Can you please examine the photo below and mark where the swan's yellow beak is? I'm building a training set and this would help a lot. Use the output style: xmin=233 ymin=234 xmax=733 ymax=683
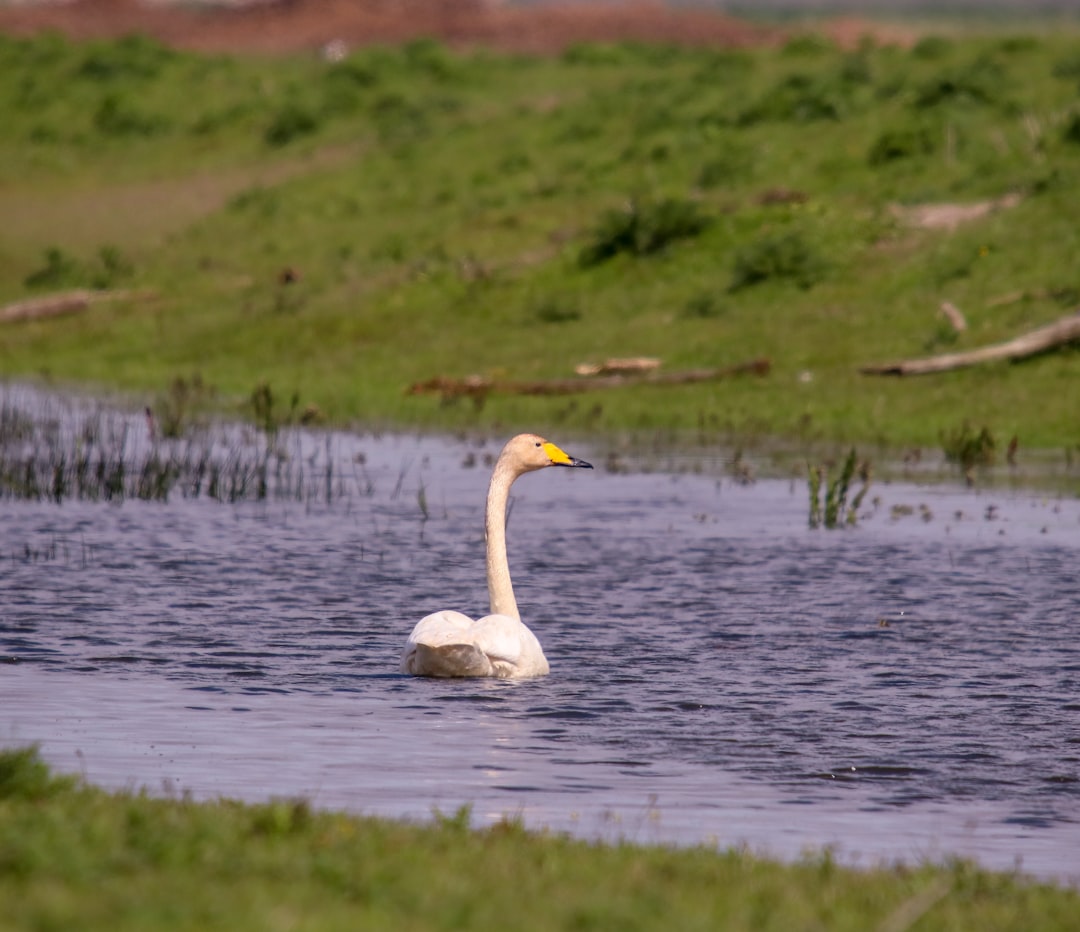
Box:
xmin=543 ymin=441 xmax=593 ymax=469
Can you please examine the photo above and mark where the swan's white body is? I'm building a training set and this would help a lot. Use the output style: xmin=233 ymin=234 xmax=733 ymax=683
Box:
xmin=401 ymin=433 xmax=592 ymax=679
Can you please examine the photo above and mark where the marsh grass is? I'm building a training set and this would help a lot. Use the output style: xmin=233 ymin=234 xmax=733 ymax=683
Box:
xmin=0 ymin=393 xmax=347 ymax=505
xmin=808 ymin=449 xmax=871 ymax=529
xmin=941 ymin=420 xmax=998 ymax=484
xmin=1 ymin=32 xmax=1080 ymax=453
xmin=2 ymin=746 xmax=1078 ymax=932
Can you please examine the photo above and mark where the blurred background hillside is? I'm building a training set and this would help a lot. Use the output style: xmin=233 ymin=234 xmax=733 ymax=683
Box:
xmin=2 ymin=0 xmax=1079 ymax=56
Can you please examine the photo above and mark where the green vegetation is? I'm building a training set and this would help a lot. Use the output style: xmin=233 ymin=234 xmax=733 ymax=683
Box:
xmin=2 ymin=31 xmax=1080 ymax=458
xmin=2 ymin=746 xmax=1078 ymax=931
xmin=808 ymin=448 xmax=871 ymax=528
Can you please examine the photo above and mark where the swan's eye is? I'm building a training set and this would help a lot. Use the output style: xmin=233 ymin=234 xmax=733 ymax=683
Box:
xmin=535 ymin=442 xmax=541 ymax=448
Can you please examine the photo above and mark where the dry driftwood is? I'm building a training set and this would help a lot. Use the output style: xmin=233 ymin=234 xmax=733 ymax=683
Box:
xmin=861 ymin=309 xmax=1080 ymax=376
xmin=939 ymin=300 xmax=967 ymax=333
xmin=574 ymin=356 xmax=661 ymax=377
xmin=0 ymin=288 xmax=154 ymax=325
xmin=408 ymin=358 xmax=771 ymax=402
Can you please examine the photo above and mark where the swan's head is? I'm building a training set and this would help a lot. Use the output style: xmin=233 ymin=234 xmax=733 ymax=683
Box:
xmin=503 ymin=433 xmax=593 ymax=474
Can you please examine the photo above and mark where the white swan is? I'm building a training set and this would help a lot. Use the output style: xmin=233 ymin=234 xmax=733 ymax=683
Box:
xmin=401 ymin=433 xmax=593 ymax=678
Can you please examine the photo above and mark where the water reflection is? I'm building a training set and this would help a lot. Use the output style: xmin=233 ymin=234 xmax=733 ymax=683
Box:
xmin=2 ymin=388 xmax=1079 ymax=881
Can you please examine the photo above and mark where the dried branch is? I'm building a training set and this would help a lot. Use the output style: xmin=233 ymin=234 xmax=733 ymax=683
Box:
xmin=408 ymin=358 xmax=771 ymax=403
xmin=0 ymin=289 xmax=156 ymax=325
xmin=861 ymin=309 xmax=1080 ymax=376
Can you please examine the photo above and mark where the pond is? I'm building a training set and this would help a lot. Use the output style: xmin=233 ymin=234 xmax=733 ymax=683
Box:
xmin=1 ymin=388 xmax=1079 ymax=882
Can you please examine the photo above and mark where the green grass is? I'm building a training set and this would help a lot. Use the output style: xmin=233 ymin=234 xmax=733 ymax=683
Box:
xmin=2 ymin=31 xmax=1080 ymax=458
xmin=2 ymin=746 xmax=1078 ymax=931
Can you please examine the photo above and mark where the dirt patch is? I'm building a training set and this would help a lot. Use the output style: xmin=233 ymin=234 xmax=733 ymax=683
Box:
xmin=0 ymin=0 xmax=916 ymax=54
xmin=890 ymin=192 xmax=1022 ymax=231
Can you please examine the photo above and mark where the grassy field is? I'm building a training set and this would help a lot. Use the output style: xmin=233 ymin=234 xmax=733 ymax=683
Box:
xmin=2 ymin=745 xmax=1078 ymax=931
xmin=1 ymin=30 xmax=1079 ymax=464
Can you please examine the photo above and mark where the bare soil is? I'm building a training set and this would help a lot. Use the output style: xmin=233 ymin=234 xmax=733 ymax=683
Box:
xmin=0 ymin=0 xmax=915 ymax=54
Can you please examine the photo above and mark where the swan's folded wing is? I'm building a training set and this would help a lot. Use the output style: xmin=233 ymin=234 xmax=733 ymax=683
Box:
xmin=405 ymin=610 xmax=475 ymax=647
xmin=472 ymin=614 xmax=549 ymax=677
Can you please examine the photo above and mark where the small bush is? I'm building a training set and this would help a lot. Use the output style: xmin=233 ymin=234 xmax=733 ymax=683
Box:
xmin=92 ymin=246 xmax=134 ymax=289
xmin=562 ymin=43 xmax=628 ymax=66
xmin=1062 ymin=113 xmax=1080 ymax=146
xmin=1051 ymin=52 xmax=1080 ymax=80
xmin=76 ymin=34 xmax=174 ymax=82
xmin=369 ymin=92 xmax=431 ymax=144
xmin=93 ymin=92 xmax=169 ymax=137
xmin=264 ymin=102 xmax=320 ymax=147
xmin=23 ymin=247 xmax=82 ymax=289
xmin=681 ymin=292 xmax=728 ymax=319
xmin=0 ymin=746 xmax=77 ymax=801
xmin=868 ymin=124 xmax=935 ymax=165
xmin=912 ymin=58 xmax=1006 ymax=109
xmin=911 ymin=36 xmax=954 ymax=61
xmin=23 ymin=245 xmax=134 ymax=290
xmin=579 ymin=198 xmax=711 ymax=267
xmin=402 ymin=38 xmax=462 ymax=81
xmin=729 ymin=230 xmax=826 ymax=292
xmin=696 ymin=141 xmax=754 ymax=188
xmin=739 ymin=72 xmax=847 ymax=125
xmin=781 ymin=34 xmax=835 ymax=57
xmin=530 ymin=295 xmax=581 ymax=324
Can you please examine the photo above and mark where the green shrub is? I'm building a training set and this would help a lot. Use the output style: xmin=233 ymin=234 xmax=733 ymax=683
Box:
xmin=739 ymin=72 xmax=848 ymax=125
xmin=729 ymin=230 xmax=826 ymax=291
xmin=530 ymin=295 xmax=581 ymax=324
xmin=1062 ymin=112 xmax=1080 ymax=146
xmin=402 ymin=37 xmax=461 ymax=80
xmin=1051 ymin=51 xmax=1080 ymax=80
xmin=76 ymin=34 xmax=174 ymax=82
xmin=23 ymin=245 xmax=134 ymax=290
xmin=579 ymin=198 xmax=711 ymax=267
xmin=696 ymin=140 xmax=754 ymax=188
xmin=23 ymin=247 xmax=82 ymax=289
xmin=781 ymin=34 xmax=835 ymax=57
xmin=0 ymin=746 xmax=77 ymax=801
xmin=91 ymin=245 xmax=134 ymax=288
xmin=93 ymin=92 xmax=169 ymax=137
xmin=681 ymin=292 xmax=728 ymax=319
xmin=912 ymin=57 xmax=1007 ymax=109
xmin=868 ymin=123 xmax=935 ymax=165
xmin=911 ymin=36 xmax=954 ymax=61
xmin=561 ymin=43 xmax=628 ymax=66
xmin=264 ymin=102 xmax=320 ymax=147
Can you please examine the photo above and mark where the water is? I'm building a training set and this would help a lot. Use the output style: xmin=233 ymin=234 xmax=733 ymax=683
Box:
xmin=2 ymin=399 xmax=1079 ymax=882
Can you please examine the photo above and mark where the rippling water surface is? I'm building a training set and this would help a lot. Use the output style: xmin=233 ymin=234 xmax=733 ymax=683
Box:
xmin=2 ymin=401 xmax=1079 ymax=881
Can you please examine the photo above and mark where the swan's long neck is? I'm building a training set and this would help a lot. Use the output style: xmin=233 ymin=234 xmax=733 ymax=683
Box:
xmin=485 ymin=458 xmax=520 ymax=621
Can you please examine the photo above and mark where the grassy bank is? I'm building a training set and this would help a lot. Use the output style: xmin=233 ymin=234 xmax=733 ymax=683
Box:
xmin=1 ymin=31 xmax=1079 ymax=460
xmin=2 ymin=746 xmax=1077 ymax=931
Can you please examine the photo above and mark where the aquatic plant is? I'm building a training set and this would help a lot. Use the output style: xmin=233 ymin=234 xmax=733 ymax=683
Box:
xmin=0 ymin=395 xmax=348 ymax=506
xmin=941 ymin=421 xmax=997 ymax=484
xmin=153 ymin=375 xmax=212 ymax=440
xmin=808 ymin=449 xmax=870 ymax=529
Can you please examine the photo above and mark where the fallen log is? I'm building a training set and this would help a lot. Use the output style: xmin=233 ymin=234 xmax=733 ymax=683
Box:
xmin=408 ymin=358 xmax=770 ymax=403
xmin=0 ymin=288 xmax=155 ymax=325
xmin=860 ymin=310 xmax=1080 ymax=376
xmin=574 ymin=356 xmax=661 ymax=377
